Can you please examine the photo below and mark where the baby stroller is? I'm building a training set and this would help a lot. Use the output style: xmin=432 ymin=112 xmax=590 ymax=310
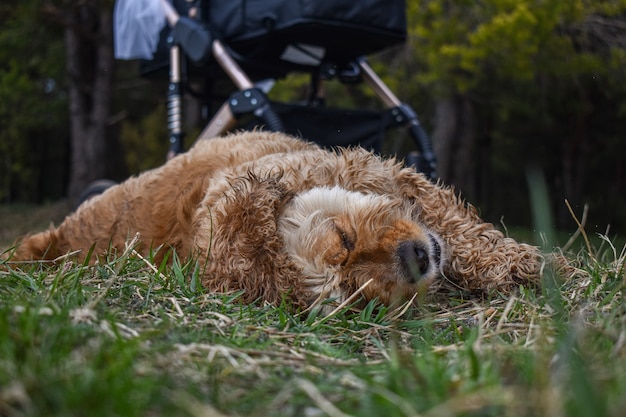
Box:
xmin=113 ymin=0 xmax=437 ymax=181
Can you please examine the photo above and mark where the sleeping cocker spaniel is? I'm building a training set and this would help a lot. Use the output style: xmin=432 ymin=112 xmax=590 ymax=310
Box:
xmin=6 ymin=131 xmax=564 ymax=310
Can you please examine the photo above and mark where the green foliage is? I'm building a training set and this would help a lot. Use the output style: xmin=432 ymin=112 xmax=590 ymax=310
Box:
xmin=395 ymin=0 xmax=626 ymax=231
xmin=406 ymin=0 xmax=613 ymax=92
xmin=119 ymin=102 xmax=170 ymax=174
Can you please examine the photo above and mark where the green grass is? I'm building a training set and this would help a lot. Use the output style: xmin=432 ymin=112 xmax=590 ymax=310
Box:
xmin=1 ymin=234 xmax=625 ymax=417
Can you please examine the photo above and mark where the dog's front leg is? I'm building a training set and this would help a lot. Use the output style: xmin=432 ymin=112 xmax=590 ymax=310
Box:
xmin=192 ymin=173 xmax=310 ymax=309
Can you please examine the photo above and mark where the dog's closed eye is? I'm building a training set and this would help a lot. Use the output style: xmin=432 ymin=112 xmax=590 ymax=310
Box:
xmin=319 ymin=220 xmax=357 ymax=266
xmin=333 ymin=219 xmax=356 ymax=252
xmin=338 ymin=228 xmax=355 ymax=252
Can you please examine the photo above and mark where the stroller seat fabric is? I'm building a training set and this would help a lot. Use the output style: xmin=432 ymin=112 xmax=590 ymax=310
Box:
xmin=210 ymin=0 xmax=407 ymax=72
xmin=138 ymin=0 xmax=406 ymax=77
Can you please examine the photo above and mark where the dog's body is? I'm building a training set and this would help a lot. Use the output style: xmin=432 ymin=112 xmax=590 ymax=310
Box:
xmin=8 ymin=131 xmax=549 ymax=310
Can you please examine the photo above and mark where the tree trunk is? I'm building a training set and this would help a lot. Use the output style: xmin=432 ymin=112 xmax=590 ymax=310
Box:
xmin=65 ymin=1 xmax=114 ymax=202
xmin=432 ymin=94 xmax=477 ymax=201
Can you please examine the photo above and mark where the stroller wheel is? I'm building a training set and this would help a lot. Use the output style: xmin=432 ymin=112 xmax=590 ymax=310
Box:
xmin=75 ymin=179 xmax=117 ymax=210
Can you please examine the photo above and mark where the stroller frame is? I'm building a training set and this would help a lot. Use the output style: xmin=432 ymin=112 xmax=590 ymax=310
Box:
xmin=160 ymin=0 xmax=437 ymax=180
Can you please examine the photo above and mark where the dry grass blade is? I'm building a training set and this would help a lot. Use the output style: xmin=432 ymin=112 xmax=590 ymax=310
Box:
xmin=562 ymin=199 xmax=590 ymax=254
xmin=496 ymin=296 xmax=517 ymax=332
xmin=385 ymin=293 xmax=419 ymax=322
xmin=170 ymin=390 xmax=234 ymax=417
xmin=131 ymin=246 xmax=169 ymax=282
xmin=174 ymin=341 xmax=374 ymax=370
xmin=4 ymin=249 xmax=83 ymax=266
xmin=424 ymin=388 xmax=515 ymax=417
xmin=303 ymin=278 xmax=374 ymax=321
xmin=295 ymin=378 xmax=354 ymax=417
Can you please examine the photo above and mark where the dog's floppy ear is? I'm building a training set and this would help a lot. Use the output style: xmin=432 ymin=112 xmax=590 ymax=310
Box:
xmin=213 ymin=171 xmax=295 ymax=255
xmin=199 ymin=172 xmax=307 ymax=308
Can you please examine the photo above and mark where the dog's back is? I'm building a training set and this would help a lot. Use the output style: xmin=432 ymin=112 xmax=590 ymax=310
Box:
xmin=8 ymin=132 xmax=315 ymax=263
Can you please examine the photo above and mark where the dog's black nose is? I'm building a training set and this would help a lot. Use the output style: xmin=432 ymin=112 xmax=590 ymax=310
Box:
xmin=397 ymin=240 xmax=430 ymax=282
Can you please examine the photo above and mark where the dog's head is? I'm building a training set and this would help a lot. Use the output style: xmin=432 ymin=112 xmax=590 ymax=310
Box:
xmin=278 ymin=186 xmax=446 ymax=309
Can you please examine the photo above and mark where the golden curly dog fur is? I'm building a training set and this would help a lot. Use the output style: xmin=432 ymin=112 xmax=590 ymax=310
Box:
xmin=7 ymin=131 xmax=557 ymax=310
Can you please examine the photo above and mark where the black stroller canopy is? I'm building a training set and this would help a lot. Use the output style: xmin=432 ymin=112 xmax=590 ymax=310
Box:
xmin=209 ymin=0 xmax=407 ymax=74
xmin=116 ymin=0 xmax=406 ymax=77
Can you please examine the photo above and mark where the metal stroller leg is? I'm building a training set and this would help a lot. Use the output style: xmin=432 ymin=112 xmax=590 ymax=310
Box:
xmin=212 ymin=40 xmax=253 ymax=90
xmin=166 ymin=45 xmax=184 ymax=160
xmin=196 ymin=40 xmax=259 ymax=141
xmin=198 ymin=40 xmax=284 ymax=141
xmin=356 ymin=58 xmax=438 ymax=181
xmin=196 ymin=102 xmax=237 ymax=141
xmin=161 ymin=0 xmax=284 ymax=145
